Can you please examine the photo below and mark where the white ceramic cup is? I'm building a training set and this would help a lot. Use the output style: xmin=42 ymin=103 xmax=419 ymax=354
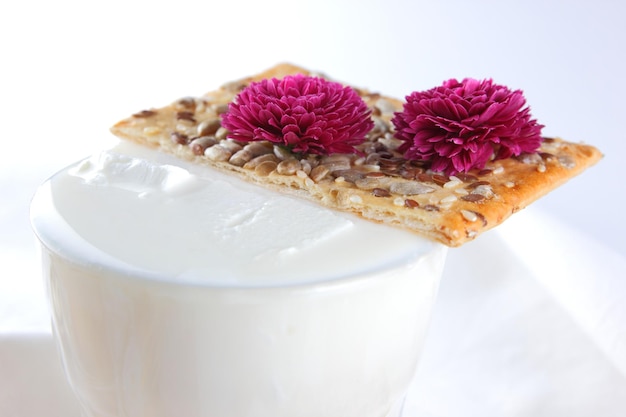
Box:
xmin=31 ymin=173 xmax=447 ymax=417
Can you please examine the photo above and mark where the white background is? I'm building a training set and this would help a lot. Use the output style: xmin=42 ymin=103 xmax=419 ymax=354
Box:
xmin=1 ymin=1 xmax=625 ymax=416
xmin=2 ymin=0 xmax=624 ymax=251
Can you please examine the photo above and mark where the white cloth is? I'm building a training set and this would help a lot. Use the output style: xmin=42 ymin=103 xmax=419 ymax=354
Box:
xmin=404 ymin=209 xmax=626 ymax=417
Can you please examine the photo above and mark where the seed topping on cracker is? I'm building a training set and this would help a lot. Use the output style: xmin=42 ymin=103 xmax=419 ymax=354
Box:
xmin=111 ymin=63 xmax=602 ymax=247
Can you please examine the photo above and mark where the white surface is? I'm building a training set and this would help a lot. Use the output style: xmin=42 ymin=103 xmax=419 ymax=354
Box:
xmin=1 ymin=0 xmax=626 ymax=415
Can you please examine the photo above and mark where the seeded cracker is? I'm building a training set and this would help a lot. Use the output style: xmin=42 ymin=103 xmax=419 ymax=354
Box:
xmin=110 ymin=63 xmax=602 ymax=247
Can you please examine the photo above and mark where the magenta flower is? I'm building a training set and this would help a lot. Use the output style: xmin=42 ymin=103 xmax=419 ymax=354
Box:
xmin=221 ymin=74 xmax=374 ymax=155
xmin=392 ymin=78 xmax=544 ymax=174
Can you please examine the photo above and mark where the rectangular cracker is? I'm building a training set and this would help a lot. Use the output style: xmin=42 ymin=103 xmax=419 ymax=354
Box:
xmin=110 ymin=63 xmax=602 ymax=247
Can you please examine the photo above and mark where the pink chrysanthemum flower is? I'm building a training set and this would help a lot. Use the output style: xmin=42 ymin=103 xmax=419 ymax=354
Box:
xmin=392 ymin=78 xmax=544 ymax=175
xmin=221 ymin=74 xmax=374 ymax=155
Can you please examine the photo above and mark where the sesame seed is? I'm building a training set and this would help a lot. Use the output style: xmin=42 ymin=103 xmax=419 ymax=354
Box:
xmin=461 ymin=210 xmax=478 ymax=222
xmin=372 ymin=188 xmax=391 ymax=197
xmin=432 ymin=175 xmax=449 ymax=186
xmin=204 ymin=145 xmax=231 ymax=161
xmin=170 ymin=132 xmax=189 ymax=145
xmin=143 ymin=126 xmax=161 ymax=136
xmin=175 ymin=122 xmax=194 ymax=134
xmin=443 ymin=179 xmax=462 ymax=189
xmin=440 ymin=195 xmax=458 ymax=204
xmin=133 ymin=110 xmax=157 ymax=118
xmin=196 ymin=119 xmax=221 ymax=136
xmin=176 ymin=111 xmax=196 ymax=122
xmin=350 ymin=194 xmax=363 ymax=204
xmin=461 ymin=194 xmax=485 ymax=202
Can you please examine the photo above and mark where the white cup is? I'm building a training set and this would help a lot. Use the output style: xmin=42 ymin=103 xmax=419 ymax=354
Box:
xmin=31 ymin=170 xmax=447 ymax=417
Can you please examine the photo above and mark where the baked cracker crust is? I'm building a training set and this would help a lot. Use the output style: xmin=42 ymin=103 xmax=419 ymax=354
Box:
xmin=110 ymin=63 xmax=602 ymax=247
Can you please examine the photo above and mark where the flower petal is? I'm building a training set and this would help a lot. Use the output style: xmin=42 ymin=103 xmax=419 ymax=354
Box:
xmin=393 ymin=78 xmax=543 ymax=174
xmin=221 ymin=74 xmax=373 ymax=155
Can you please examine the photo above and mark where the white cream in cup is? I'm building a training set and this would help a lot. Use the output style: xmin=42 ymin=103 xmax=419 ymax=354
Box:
xmin=31 ymin=142 xmax=447 ymax=417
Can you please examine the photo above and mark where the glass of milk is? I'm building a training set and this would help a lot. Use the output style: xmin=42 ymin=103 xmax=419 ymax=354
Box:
xmin=31 ymin=143 xmax=448 ymax=417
